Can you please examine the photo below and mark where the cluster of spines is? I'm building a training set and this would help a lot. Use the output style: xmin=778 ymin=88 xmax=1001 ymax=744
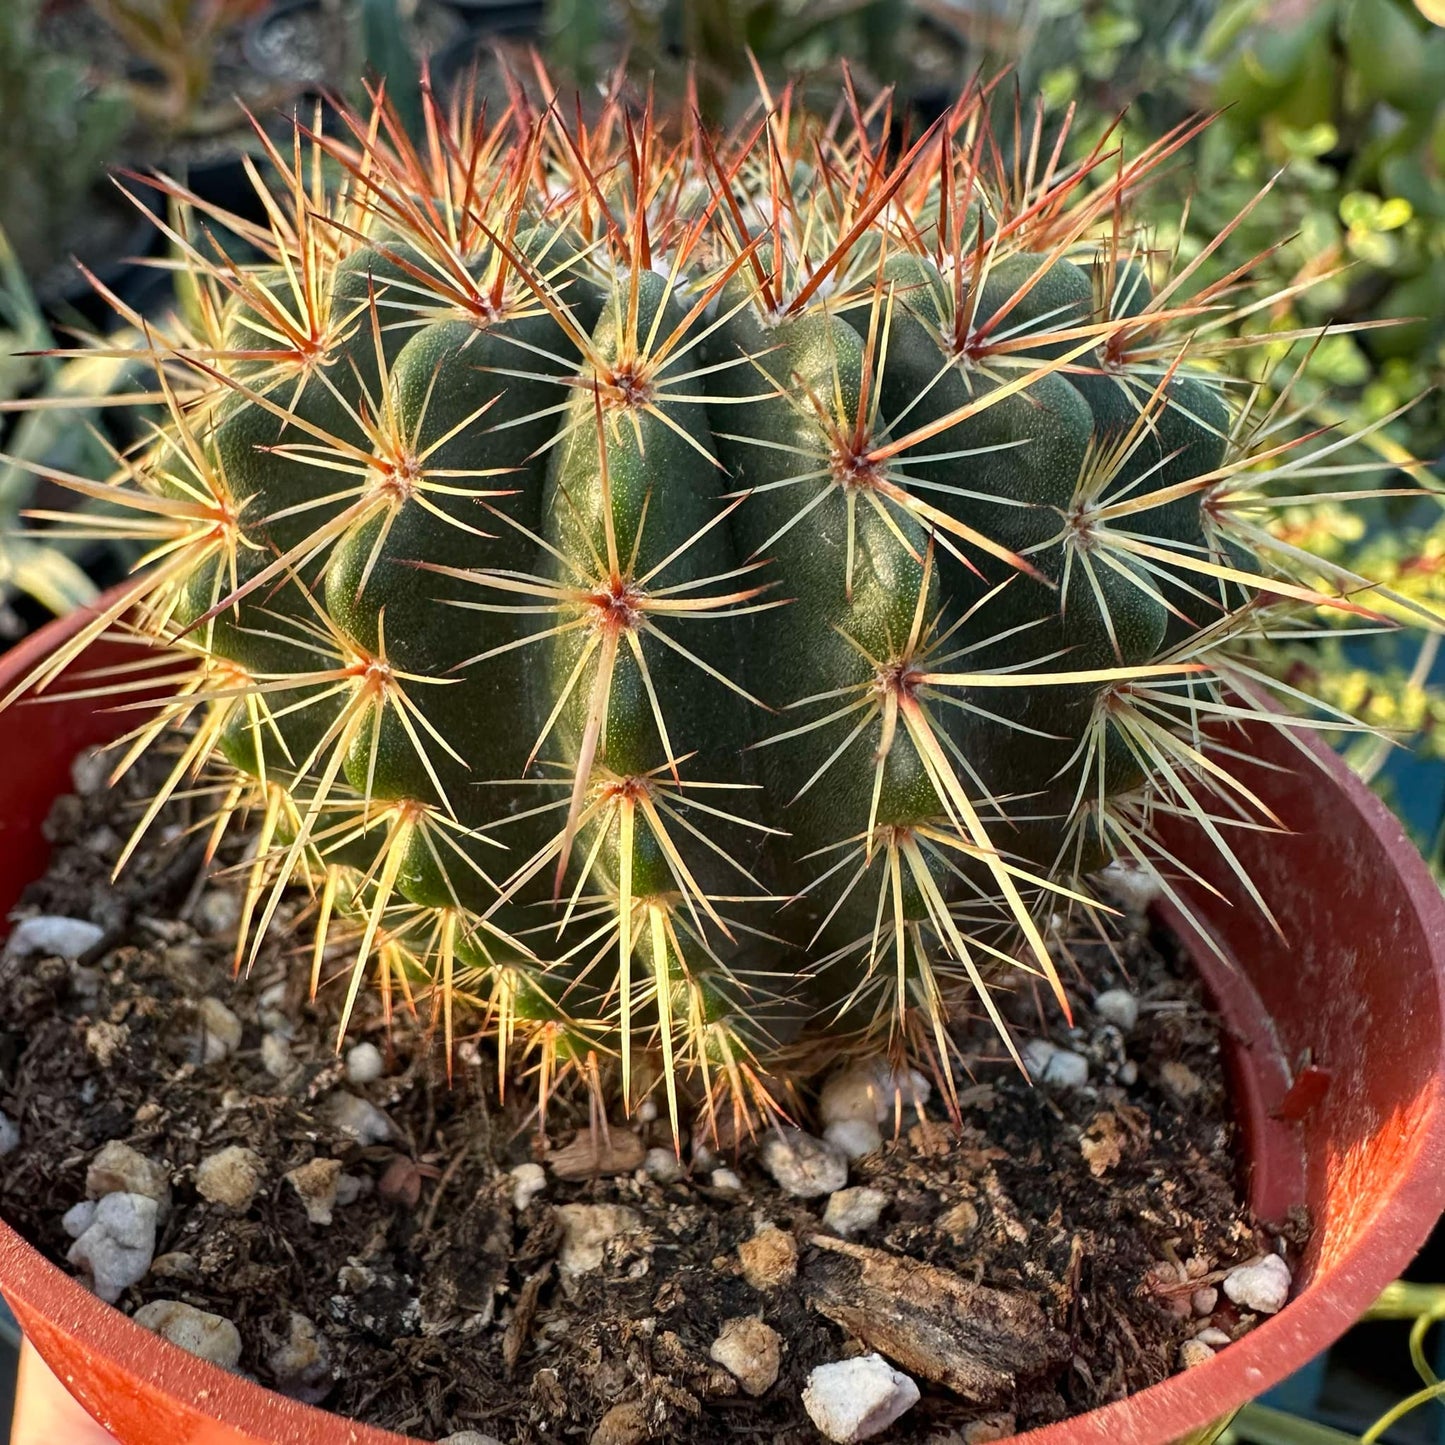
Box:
xmin=7 ymin=65 xmax=1433 ymax=1142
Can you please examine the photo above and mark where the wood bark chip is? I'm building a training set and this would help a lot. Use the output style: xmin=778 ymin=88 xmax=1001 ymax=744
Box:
xmin=803 ymin=1237 xmax=1069 ymax=1404
xmin=547 ymin=1128 xmax=646 ymax=1180
xmin=504 ymin=1262 xmax=552 ymax=1375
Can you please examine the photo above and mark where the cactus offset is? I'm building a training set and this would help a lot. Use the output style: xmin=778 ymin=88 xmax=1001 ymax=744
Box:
xmin=10 ymin=78 xmax=1432 ymax=1139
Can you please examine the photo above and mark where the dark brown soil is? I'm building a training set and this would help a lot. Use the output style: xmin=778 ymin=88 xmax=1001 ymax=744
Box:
xmin=0 ymin=746 xmax=1294 ymax=1443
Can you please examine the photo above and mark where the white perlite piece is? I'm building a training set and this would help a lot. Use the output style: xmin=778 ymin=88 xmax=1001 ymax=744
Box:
xmin=1222 ymin=1254 xmax=1292 ymax=1315
xmin=644 ymin=1147 xmax=683 ymax=1184
xmin=324 ymin=1092 xmax=394 ymax=1145
xmin=133 ymin=1299 xmax=242 ymax=1370
xmin=70 ymin=747 xmax=109 ymax=796
xmin=436 ymin=1434 xmax=505 ymax=1445
xmin=195 ymin=997 xmax=243 ymax=1063
xmin=509 ymin=1162 xmax=548 ymax=1213
xmin=822 ymin=1187 xmax=888 ymax=1238
xmin=196 ymin=890 xmax=240 ymax=940
xmin=710 ymin=1168 xmax=743 ymax=1192
xmin=823 ymin=1118 xmax=883 ymax=1161
xmin=759 ymin=1130 xmax=848 ymax=1199
xmin=1093 ymin=988 xmax=1140 ymax=1033
xmin=286 ymin=1158 xmax=343 ymax=1225
xmin=62 ymin=1200 xmax=98 ymax=1239
xmin=709 ymin=1316 xmax=781 ymax=1396
xmin=556 ymin=1203 xmax=642 ymax=1276
xmin=86 ymin=1141 xmax=169 ymax=1212
xmin=345 ymin=1041 xmax=385 ymax=1085
xmin=802 ymin=1354 xmax=920 ymax=1443
xmin=67 ymin=1192 xmax=157 ymax=1302
xmin=0 ymin=1111 xmax=19 ymax=1157
xmin=1020 ymin=1039 xmax=1089 ymax=1089
xmin=5 ymin=915 xmax=104 ymax=960
xmin=1100 ymin=859 xmax=1162 ymax=913
xmin=195 ymin=1146 xmax=265 ymax=1211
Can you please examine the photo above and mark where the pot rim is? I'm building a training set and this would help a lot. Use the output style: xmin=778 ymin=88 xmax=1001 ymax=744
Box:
xmin=1 ymin=591 xmax=1442 ymax=1445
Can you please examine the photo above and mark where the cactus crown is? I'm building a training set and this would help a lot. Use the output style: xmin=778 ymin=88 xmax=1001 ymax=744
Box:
xmin=11 ymin=72 xmax=1432 ymax=1141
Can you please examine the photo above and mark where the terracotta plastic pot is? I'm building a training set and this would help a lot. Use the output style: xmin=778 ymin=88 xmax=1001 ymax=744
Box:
xmin=1 ymin=593 xmax=1443 ymax=1445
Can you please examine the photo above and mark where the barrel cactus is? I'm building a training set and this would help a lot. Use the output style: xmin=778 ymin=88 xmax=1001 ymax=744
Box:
xmin=11 ymin=79 xmax=1421 ymax=1139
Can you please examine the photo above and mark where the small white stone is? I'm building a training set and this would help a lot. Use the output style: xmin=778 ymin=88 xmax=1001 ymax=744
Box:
xmin=267 ymin=1311 xmax=331 ymax=1396
xmin=70 ymin=747 xmax=110 ymax=796
xmin=1196 ymin=1326 xmax=1232 ymax=1349
xmin=1094 ymin=988 xmax=1140 ymax=1033
xmin=759 ymin=1129 xmax=848 ymax=1199
xmin=61 ymin=1200 xmax=97 ymax=1239
xmin=286 ymin=1158 xmax=342 ymax=1225
xmin=436 ymin=1434 xmax=504 ymax=1445
xmin=1021 ymin=1039 xmax=1088 ymax=1089
xmin=195 ymin=997 xmax=243 ymax=1063
xmin=556 ymin=1203 xmax=641 ymax=1276
xmin=803 ymin=1353 xmax=920 ymax=1442
xmin=257 ymin=980 xmax=293 ymax=1037
xmin=0 ymin=1111 xmax=19 ymax=1157
xmin=6 ymin=915 xmax=104 ymax=960
xmin=1222 ymin=1254 xmax=1292 ymax=1315
xmin=819 ymin=1062 xmax=931 ymax=1129
xmin=67 ymin=1192 xmax=157 ymax=1302
xmin=710 ymin=1167 xmax=743 ymax=1192
xmin=633 ymin=1098 xmax=659 ymax=1124
xmin=195 ymin=1146 xmax=265 ymax=1211
xmin=1191 ymin=1286 xmax=1219 ymax=1317
xmin=1178 ymin=1338 xmax=1215 ymax=1369
xmin=708 ymin=1315 xmax=781 ymax=1396
xmin=344 ymin=1041 xmax=385 ymax=1086
xmin=334 ymin=1174 xmax=367 ymax=1207
xmin=261 ymin=1032 xmax=293 ymax=1078
xmin=133 ymin=1299 xmax=241 ymax=1370
xmin=644 ymin=1146 xmax=683 ymax=1183
xmin=86 ymin=1141 xmax=169 ymax=1211
xmin=324 ymin=1092 xmax=394 ymax=1145
xmin=1118 ymin=1061 xmax=1139 ymax=1087
xmin=822 ymin=1186 xmax=888 ymax=1238
xmin=509 ymin=1162 xmax=548 ymax=1212
xmin=1100 ymin=859 xmax=1162 ymax=913
xmin=824 ymin=1118 xmax=883 ymax=1160
xmin=196 ymin=890 xmax=240 ymax=940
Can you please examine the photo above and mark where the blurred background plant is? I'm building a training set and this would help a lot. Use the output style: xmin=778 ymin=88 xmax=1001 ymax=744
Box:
xmin=0 ymin=0 xmax=133 ymax=298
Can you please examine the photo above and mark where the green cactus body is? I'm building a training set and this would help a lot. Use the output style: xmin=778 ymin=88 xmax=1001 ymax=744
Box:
xmin=11 ymin=86 xmax=1418 ymax=1135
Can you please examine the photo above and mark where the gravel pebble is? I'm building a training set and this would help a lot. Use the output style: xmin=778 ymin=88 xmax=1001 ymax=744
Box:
xmin=86 ymin=1141 xmax=169 ymax=1212
xmin=509 ymin=1162 xmax=548 ymax=1212
xmin=195 ymin=997 xmax=243 ymax=1063
xmin=196 ymin=890 xmax=240 ymax=940
xmin=709 ymin=1168 xmax=743 ymax=1192
xmin=802 ymin=1353 xmax=920 ymax=1442
xmin=195 ymin=1146 xmax=265 ymax=1211
xmin=1222 ymin=1254 xmax=1292 ymax=1314
xmin=5 ymin=915 xmax=104 ymax=960
xmin=708 ymin=1315 xmax=781 ymax=1396
xmin=267 ymin=1311 xmax=332 ymax=1400
xmin=1093 ymin=988 xmax=1140 ymax=1032
xmin=134 ymin=1299 xmax=242 ymax=1369
xmin=344 ymin=1041 xmax=385 ymax=1085
xmin=1191 ymin=1286 xmax=1219 ymax=1317
xmin=286 ymin=1158 xmax=343 ymax=1225
xmin=261 ymin=1032 xmax=293 ymax=1078
xmin=737 ymin=1223 xmax=798 ymax=1291
xmin=758 ymin=1129 xmax=848 ymax=1198
xmin=818 ymin=1062 xmax=931 ymax=1128
xmin=1178 ymin=1338 xmax=1216 ymax=1369
xmin=822 ymin=1186 xmax=888 ymax=1238
xmin=323 ymin=1092 xmax=394 ymax=1145
xmin=437 ymin=1435 xmax=504 ymax=1445
xmin=67 ymin=1192 xmax=157 ymax=1302
xmin=1021 ymin=1038 xmax=1089 ymax=1089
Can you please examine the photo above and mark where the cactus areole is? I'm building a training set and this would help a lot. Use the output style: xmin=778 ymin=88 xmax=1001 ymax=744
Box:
xmin=9 ymin=76 xmax=1436 ymax=1143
